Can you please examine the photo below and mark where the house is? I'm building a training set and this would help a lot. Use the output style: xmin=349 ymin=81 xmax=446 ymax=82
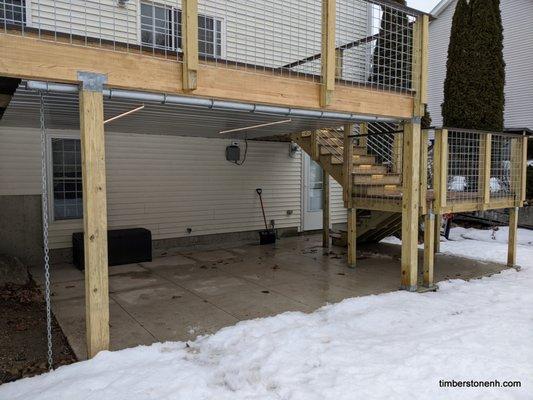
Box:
xmin=427 ymin=0 xmax=533 ymax=130
xmin=0 ymin=0 xmax=526 ymax=359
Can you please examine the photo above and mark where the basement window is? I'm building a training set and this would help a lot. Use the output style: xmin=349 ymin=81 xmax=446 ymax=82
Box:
xmin=0 ymin=0 xmax=25 ymax=25
xmin=140 ymin=2 xmax=222 ymax=58
xmin=51 ymin=138 xmax=83 ymax=220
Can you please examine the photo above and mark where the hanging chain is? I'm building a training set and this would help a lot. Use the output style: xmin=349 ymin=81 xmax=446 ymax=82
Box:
xmin=40 ymin=91 xmax=53 ymax=370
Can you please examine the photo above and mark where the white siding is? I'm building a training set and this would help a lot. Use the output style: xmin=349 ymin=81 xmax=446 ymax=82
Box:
xmin=0 ymin=127 xmax=348 ymax=249
xmin=428 ymin=0 xmax=533 ymax=129
xmin=26 ymin=0 xmax=368 ymax=79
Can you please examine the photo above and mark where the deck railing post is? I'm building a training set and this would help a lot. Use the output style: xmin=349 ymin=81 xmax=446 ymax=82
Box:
xmin=479 ymin=133 xmax=492 ymax=208
xmin=320 ymin=0 xmax=336 ymax=107
xmin=401 ymin=119 xmax=421 ymax=291
xmin=78 ymin=72 xmax=110 ymax=358
xmin=412 ymin=14 xmax=429 ymax=117
xmin=433 ymin=129 xmax=448 ymax=214
xmin=182 ymin=0 xmax=199 ymax=91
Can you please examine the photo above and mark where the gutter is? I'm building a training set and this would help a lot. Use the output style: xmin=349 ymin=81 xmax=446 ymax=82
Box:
xmin=24 ymin=80 xmax=401 ymax=124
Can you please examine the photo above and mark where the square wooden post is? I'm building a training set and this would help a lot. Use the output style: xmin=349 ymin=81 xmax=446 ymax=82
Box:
xmin=508 ymin=207 xmax=519 ymax=267
xmin=78 ymin=72 xmax=110 ymax=358
xmin=423 ymin=210 xmax=435 ymax=287
xmin=434 ymin=213 xmax=441 ymax=254
xmin=320 ymin=0 xmax=336 ymax=107
xmin=322 ymin=169 xmax=330 ymax=253
xmin=182 ymin=0 xmax=198 ymax=91
xmin=401 ymin=120 xmax=421 ymax=291
xmin=347 ymin=208 xmax=356 ymax=268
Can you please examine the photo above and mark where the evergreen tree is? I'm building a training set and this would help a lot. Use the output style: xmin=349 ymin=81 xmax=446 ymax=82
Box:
xmin=369 ymin=0 xmax=411 ymax=90
xmin=442 ymin=0 xmax=505 ymax=131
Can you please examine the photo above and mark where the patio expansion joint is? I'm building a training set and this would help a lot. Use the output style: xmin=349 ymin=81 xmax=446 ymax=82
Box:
xmin=108 ymin=292 xmax=158 ymax=341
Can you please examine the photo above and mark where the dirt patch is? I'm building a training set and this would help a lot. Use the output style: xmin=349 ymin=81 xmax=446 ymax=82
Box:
xmin=0 ymin=281 xmax=77 ymax=383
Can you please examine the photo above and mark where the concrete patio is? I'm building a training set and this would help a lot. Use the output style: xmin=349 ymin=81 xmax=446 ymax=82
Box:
xmin=31 ymin=234 xmax=508 ymax=360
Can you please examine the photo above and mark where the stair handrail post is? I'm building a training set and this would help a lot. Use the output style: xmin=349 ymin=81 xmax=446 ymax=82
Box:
xmin=343 ymin=123 xmax=354 ymax=207
xmin=480 ymin=133 xmax=492 ymax=209
xmin=419 ymin=128 xmax=429 ymax=214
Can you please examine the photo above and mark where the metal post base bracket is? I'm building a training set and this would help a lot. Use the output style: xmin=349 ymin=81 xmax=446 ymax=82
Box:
xmin=77 ymin=71 xmax=108 ymax=92
xmin=418 ymin=284 xmax=439 ymax=293
xmin=400 ymin=284 xmax=418 ymax=292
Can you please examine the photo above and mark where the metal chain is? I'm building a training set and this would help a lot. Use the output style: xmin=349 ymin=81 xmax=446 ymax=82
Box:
xmin=39 ymin=91 xmax=53 ymax=370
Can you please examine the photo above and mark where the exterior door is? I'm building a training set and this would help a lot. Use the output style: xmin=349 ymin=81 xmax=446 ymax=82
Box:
xmin=302 ymin=154 xmax=323 ymax=231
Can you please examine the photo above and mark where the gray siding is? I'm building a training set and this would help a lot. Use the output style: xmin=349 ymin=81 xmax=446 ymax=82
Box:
xmin=0 ymin=127 xmax=348 ymax=249
xmin=428 ymin=0 xmax=533 ymax=129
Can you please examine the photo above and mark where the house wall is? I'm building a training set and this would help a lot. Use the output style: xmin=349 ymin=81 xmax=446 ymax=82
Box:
xmin=0 ymin=126 xmax=348 ymax=252
xmin=428 ymin=0 xmax=533 ymax=129
xmin=24 ymin=0 xmax=369 ymax=81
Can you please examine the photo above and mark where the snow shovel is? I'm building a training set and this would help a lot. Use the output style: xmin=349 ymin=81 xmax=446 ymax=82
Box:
xmin=256 ymin=188 xmax=276 ymax=245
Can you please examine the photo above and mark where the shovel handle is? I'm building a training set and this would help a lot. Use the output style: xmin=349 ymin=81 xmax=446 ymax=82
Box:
xmin=256 ymin=188 xmax=262 ymax=195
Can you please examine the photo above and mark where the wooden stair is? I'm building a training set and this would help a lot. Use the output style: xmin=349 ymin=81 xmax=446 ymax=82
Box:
xmin=292 ymin=127 xmax=403 ymax=244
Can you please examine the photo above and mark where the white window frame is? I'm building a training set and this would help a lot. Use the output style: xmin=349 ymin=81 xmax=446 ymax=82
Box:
xmin=139 ymin=1 xmax=225 ymax=59
xmin=46 ymin=132 xmax=83 ymax=222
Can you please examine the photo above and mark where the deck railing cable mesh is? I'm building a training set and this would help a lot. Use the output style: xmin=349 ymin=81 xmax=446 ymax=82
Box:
xmin=1 ymin=0 xmax=420 ymax=91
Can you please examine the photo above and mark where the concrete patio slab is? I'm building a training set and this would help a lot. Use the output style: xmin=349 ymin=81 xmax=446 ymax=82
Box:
xmin=32 ymin=234 xmax=510 ymax=360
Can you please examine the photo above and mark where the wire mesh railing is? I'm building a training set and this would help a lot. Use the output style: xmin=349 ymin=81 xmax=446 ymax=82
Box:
xmin=433 ymin=128 xmax=526 ymax=210
xmin=1 ymin=0 xmax=422 ymax=91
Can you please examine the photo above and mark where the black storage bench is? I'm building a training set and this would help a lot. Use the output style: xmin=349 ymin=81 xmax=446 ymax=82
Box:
xmin=72 ymin=228 xmax=152 ymax=270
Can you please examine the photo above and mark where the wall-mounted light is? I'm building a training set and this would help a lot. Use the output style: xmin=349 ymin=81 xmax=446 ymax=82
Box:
xmin=289 ymin=142 xmax=299 ymax=158
xmin=118 ymin=0 xmax=129 ymax=7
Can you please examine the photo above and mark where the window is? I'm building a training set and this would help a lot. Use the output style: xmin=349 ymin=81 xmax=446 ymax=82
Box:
xmin=51 ymin=138 xmax=83 ymax=220
xmin=0 ymin=0 xmax=25 ymax=25
xmin=140 ymin=2 xmax=222 ymax=58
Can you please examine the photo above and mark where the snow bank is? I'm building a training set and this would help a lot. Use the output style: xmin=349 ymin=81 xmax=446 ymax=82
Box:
xmin=1 ymin=229 xmax=532 ymax=400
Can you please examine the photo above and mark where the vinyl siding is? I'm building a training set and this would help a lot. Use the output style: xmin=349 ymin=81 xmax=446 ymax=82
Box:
xmin=25 ymin=0 xmax=369 ymax=81
xmin=428 ymin=0 xmax=533 ymax=129
xmin=0 ymin=127 xmax=348 ymax=249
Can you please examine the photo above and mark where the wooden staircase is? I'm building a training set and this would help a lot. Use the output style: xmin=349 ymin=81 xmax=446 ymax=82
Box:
xmin=292 ymin=127 xmax=403 ymax=243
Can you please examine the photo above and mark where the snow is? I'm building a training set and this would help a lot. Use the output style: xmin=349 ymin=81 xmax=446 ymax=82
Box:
xmin=1 ymin=228 xmax=533 ymax=400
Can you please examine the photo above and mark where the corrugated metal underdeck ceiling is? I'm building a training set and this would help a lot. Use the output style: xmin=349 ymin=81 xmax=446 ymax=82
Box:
xmin=1 ymin=83 xmax=370 ymax=140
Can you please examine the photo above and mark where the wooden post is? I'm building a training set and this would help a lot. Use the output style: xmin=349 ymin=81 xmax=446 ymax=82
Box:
xmin=347 ymin=208 xmax=356 ymax=268
xmin=433 ymin=129 xmax=448 ymax=214
xmin=391 ymin=131 xmax=403 ymax=174
xmin=343 ymin=123 xmax=354 ymax=206
xmin=335 ymin=48 xmax=343 ymax=79
xmin=479 ymin=134 xmax=492 ymax=208
xmin=419 ymin=129 xmax=429 ymax=214
xmin=78 ymin=72 xmax=109 ymax=358
xmin=311 ymin=130 xmax=320 ymax=160
xmin=412 ymin=14 xmax=429 ymax=117
xmin=322 ymin=169 xmax=330 ymax=252
xmin=359 ymin=122 xmax=368 ymax=149
xmin=182 ymin=0 xmax=199 ymax=91
xmin=508 ymin=207 xmax=519 ymax=267
xmin=520 ymin=137 xmax=528 ymax=205
xmin=423 ymin=210 xmax=435 ymax=287
xmin=434 ymin=213 xmax=441 ymax=254
xmin=320 ymin=0 xmax=336 ymax=107
xmin=401 ymin=120 xmax=421 ymax=291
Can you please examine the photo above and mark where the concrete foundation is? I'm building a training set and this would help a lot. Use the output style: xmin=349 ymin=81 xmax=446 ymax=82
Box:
xmin=0 ymin=195 xmax=42 ymax=267
xmin=30 ymin=234 xmax=508 ymax=360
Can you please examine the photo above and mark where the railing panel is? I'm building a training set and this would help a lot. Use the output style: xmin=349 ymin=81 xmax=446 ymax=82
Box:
xmin=490 ymin=134 xmax=523 ymax=202
xmin=335 ymin=0 xmax=417 ymax=93
xmin=1 ymin=0 xmax=422 ymax=93
xmin=432 ymin=127 xmax=527 ymax=212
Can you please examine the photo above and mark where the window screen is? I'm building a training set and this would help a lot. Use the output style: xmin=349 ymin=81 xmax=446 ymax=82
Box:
xmin=51 ymin=138 xmax=83 ymax=220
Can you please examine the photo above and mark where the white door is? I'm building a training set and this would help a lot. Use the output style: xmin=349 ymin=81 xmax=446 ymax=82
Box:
xmin=302 ymin=154 xmax=324 ymax=231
